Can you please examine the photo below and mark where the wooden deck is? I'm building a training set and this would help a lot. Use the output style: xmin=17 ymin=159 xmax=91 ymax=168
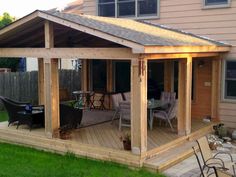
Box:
xmin=0 ymin=116 xmax=213 ymax=151
xmin=0 ymin=117 xmax=214 ymax=168
xmin=71 ymin=118 xmax=212 ymax=151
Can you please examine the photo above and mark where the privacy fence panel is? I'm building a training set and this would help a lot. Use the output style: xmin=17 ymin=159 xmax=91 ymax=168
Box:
xmin=0 ymin=70 xmax=81 ymax=105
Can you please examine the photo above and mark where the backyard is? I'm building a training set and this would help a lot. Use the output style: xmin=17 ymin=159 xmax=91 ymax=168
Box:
xmin=0 ymin=142 xmax=164 ymax=177
xmin=0 ymin=111 xmax=7 ymax=122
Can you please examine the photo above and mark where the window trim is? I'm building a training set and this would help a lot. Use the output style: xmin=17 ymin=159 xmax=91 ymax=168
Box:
xmin=202 ymin=0 xmax=231 ymax=9
xmin=97 ymin=0 xmax=160 ymax=20
xmin=221 ymin=59 xmax=236 ymax=103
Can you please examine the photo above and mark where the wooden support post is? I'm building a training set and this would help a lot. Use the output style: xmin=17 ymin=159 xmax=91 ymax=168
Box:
xmin=178 ymin=56 xmax=192 ymax=136
xmin=43 ymin=20 xmax=60 ymax=138
xmin=38 ymin=58 xmax=44 ymax=105
xmin=81 ymin=59 xmax=88 ymax=91
xmin=44 ymin=58 xmax=60 ymax=138
xmin=211 ymin=58 xmax=221 ymax=120
xmin=164 ymin=61 xmax=173 ymax=92
xmin=131 ymin=58 xmax=147 ymax=155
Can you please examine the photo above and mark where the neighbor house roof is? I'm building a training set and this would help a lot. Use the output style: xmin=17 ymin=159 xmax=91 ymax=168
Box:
xmin=63 ymin=0 xmax=83 ymax=14
xmin=0 ymin=10 xmax=231 ymax=54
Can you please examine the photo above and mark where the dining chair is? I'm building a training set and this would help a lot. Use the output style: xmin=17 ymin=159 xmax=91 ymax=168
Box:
xmin=119 ymin=101 xmax=131 ymax=131
xmin=152 ymin=101 xmax=178 ymax=131
xmin=90 ymin=92 xmax=105 ymax=110
xmin=111 ymin=93 xmax=124 ymax=123
xmin=123 ymin=92 xmax=131 ymax=102
xmin=160 ymin=92 xmax=176 ymax=103
xmin=160 ymin=92 xmax=170 ymax=103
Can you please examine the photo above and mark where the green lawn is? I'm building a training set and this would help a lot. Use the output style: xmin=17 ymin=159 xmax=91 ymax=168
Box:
xmin=0 ymin=143 xmax=165 ymax=177
xmin=0 ymin=111 xmax=8 ymax=122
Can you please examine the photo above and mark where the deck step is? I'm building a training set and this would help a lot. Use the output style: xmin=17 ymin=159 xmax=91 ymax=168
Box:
xmin=144 ymin=140 xmax=198 ymax=172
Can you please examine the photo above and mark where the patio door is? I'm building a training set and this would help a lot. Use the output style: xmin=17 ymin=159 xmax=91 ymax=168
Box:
xmin=148 ymin=61 xmax=164 ymax=99
xmin=90 ymin=60 xmax=107 ymax=92
xmin=113 ymin=61 xmax=130 ymax=93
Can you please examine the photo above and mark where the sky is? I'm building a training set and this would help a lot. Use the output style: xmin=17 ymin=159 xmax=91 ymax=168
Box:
xmin=0 ymin=0 xmax=75 ymax=18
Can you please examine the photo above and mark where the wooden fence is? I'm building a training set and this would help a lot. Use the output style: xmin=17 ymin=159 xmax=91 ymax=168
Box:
xmin=0 ymin=70 xmax=81 ymax=106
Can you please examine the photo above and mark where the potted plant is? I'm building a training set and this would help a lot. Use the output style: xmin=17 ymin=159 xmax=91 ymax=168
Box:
xmin=58 ymin=126 xmax=72 ymax=140
xmin=213 ymin=123 xmax=227 ymax=138
xmin=120 ymin=133 xmax=131 ymax=150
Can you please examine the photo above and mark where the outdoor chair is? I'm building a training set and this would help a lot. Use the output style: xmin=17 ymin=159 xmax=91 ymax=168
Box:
xmin=192 ymin=146 xmax=216 ymax=177
xmin=111 ymin=93 xmax=124 ymax=123
xmin=196 ymin=136 xmax=236 ymax=176
xmin=170 ymin=92 xmax=176 ymax=102
xmin=119 ymin=101 xmax=131 ymax=131
xmin=0 ymin=96 xmax=29 ymax=126
xmin=213 ymin=167 xmax=234 ymax=177
xmin=160 ymin=92 xmax=176 ymax=103
xmin=152 ymin=100 xmax=177 ymax=131
xmin=90 ymin=92 xmax=105 ymax=110
xmin=123 ymin=92 xmax=131 ymax=102
xmin=60 ymin=104 xmax=83 ymax=129
xmin=160 ymin=92 xmax=170 ymax=102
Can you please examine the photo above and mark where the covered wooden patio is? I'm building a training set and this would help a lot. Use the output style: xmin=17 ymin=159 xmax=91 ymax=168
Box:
xmin=0 ymin=10 xmax=231 ymax=166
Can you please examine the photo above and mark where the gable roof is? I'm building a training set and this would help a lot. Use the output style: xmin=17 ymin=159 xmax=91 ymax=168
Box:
xmin=0 ymin=10 xmax=231 ymax=53
xmin=43 ymin=10 xmax=229 ymax=47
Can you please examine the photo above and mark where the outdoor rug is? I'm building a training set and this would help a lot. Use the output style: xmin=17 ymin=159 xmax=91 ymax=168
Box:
xmin=79 ymin=109 xmax=114 ymax=128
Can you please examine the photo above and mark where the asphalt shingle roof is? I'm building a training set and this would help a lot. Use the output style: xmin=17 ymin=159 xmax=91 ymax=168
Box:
xmin=44 ymin=10 xmax=229 ymax=47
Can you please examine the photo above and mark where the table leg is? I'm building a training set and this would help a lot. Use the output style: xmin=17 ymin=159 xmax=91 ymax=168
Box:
xmin=86 ymin=94 xmax=91 ymax=110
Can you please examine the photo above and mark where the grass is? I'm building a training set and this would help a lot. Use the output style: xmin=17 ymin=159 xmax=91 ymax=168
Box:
xmin=0 ymin=143 xmax=165 ymax=177
xmin=0 ymin=111 xmax=8 ymax=122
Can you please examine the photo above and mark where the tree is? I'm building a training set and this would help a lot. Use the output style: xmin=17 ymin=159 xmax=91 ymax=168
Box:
xmin=0 ymin=12 xmax=19 ymax=71
xmin=0 ymin=12 xmax=15 ymax=28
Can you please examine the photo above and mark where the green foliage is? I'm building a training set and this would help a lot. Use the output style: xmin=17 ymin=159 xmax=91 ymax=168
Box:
xmin=0 ymin=12 xmax=15 ymax=28
xmin=0 ymin=58 xmax=20 ymax=71
xmin=0 ymin=12 xmax=20 ymax=71
xmin=0 ymin=111 xmax=8 ymax=122
xmin=0 ymin=142 xmax=166 ymax=177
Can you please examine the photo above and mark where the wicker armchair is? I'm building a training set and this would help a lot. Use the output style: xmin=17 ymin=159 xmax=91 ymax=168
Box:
xmin=60 ymin=104 xmax=83 ymax=129
xmin=0 ymin=96 xmax=29 ymax=126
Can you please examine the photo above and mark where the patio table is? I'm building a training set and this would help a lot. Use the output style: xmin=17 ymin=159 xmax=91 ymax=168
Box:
xmin=148 ymin=99 xmax=168 ymax=130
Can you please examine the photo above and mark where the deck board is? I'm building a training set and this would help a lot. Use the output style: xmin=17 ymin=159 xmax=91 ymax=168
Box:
xmin=0 ymin=116 xmax=212 ymax=151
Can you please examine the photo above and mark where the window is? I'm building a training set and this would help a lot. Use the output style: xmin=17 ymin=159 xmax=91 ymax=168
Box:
xmin=138 ymin=0 xmax=158 ymax=17
xmin=91 ymin=60 xmax=107 ymax=92
xmin=118 ymin=0 xmax=135 ymax=17
xmin=203 ymin=0 xmax=230 ymax=8
xmin=224 ymin=61 xmax=236 ymax=99
xmin=98 ymin=0 xmax=115 ymax=17
xmin=98 ymin=0 xmax=159 ymax=18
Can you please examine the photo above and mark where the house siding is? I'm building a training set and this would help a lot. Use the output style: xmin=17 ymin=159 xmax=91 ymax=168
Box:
xmin=81 ymin=0 xmax=236 ymax=127
xmin=191 ymin=60 xmax=212 ymax=120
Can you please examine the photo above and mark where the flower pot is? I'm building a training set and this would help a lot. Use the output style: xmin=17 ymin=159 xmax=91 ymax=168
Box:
xmin=123 ymin=140 xmax=131 ymax=150
xmin=59 ymin=130 xmax=71 ymax=140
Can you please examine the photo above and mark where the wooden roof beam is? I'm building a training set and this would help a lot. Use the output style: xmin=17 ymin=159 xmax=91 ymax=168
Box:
xmin=143 ymin=46 xmax=231 ymax=54
xmin=143 ymin=52 xmax=221 ymax=60
xmin=0 ymin=48 xmax=138 ymax=59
